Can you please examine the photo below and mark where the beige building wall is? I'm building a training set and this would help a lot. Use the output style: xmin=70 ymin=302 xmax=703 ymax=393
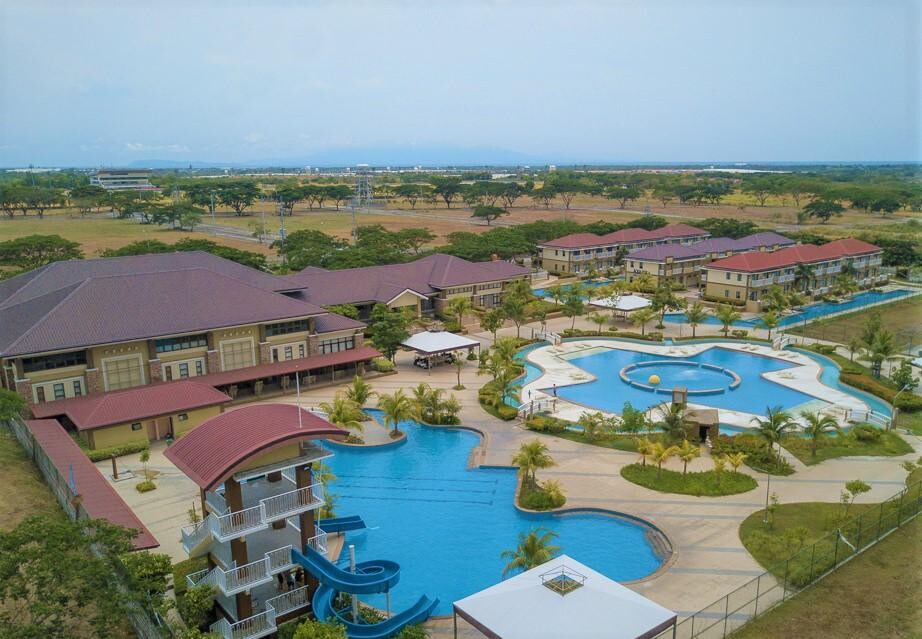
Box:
xmin=85 ymin=404 xmax=224 ymax=450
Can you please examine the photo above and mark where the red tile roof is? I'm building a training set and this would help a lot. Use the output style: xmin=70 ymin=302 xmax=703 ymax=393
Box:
xmin=164 ymin=404 xmax=347 ymax=490
xmin=23 ymin=419 xmax=159 ymax=549
xmin=196 ymin=345 xmax=381 ymax=387
xmin=706 ymin=238 xmax=881 ymax=273
xmin=30 ymin=381 xmax=231 ymax=431
xmin=539 ymin=224 xmax=708 ymax=249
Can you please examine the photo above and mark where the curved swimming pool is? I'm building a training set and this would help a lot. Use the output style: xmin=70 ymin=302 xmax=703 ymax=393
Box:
xmin=324 ymin=411 xmax=666 ymax=615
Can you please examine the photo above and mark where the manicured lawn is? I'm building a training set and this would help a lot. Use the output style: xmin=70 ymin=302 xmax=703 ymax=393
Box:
xmin=787 ymin=294 xmax=922 ymax=352
xmin=781 ymin=431 xmax=913 ymax=465
xmin=620 ymin=463 xmax=757 ymax=496
xmin=732 ymin=516 xmax=922 ymax=639
xmin=0 ymin=430 xmax=65 ymax=529
xmin=897 ymin=411 xmax=922 ymax=436
xmin=549 ymin=429 xmax=659 ymax=452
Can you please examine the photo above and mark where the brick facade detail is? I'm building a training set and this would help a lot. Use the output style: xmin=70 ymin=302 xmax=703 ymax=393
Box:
xmin=206 ymin=350 xmax=221 ymax=374
xmin=85 ymin=368 xmax=103 ymax=394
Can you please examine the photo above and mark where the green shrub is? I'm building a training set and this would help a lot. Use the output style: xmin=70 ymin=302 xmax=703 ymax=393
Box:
xmin=895 ymin=393 xmax=922 ymax=412
xmin=712 ymin=434 xmax=794 ymax=475
xmin=82 ymin=440 xmax=150 ymax=462
xmin=810 ymin=343 xmax=837 ymax=355
xmin=525 ymin=415 xmax=568 ymax=433
xmin=396 ymin=625 xmax=430 ymax=639
xmin=135 ymin=480 xmax=156 ymax=493
xmin=496 ymin=404 xmax=518 ymax=420
xmin=730 ymin=329 xmax=749 ymax=338
xmin=519 ymin=484 xmax=566 ymax=510
xmin=371 ymin=357 xmax=395 ymax=372
xmin=621 ymin=463 xmax=758 ymax=496
xmin=850 ymin=423 xmax=882 ymax=443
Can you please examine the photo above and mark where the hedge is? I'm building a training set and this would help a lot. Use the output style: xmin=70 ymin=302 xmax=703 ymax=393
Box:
xmin=561 ymin=329 xmax=659 ymax=341
xmin=84 ymin=440 xmax=150 ymax=462
xmin=840 ymin=373 xmax=922 ymax=412
xmin=371 ymin=357 xmax=395 ymax=372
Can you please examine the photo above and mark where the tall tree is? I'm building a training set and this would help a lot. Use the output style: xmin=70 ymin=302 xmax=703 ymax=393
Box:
xmin=471 ymin=205 xmax=509 ymax=225
xmin=803 ymin=199 xmax=845 ymax=224
xmin=430 ymin=176 xmax=463 ymax=208
xmin=217 ymin=181 xmax=261 ymax=216
xmin=500 ymin=528 xmax=560 ymax=577
xmin=0 ymin=234 xmax=83 ymax=270
xmin=368 ymin=303 xmax=410 ymax=360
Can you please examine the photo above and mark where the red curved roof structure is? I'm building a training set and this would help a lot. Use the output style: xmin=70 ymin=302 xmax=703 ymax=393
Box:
xmin=164 ymin=404 xmax=346 ymax=490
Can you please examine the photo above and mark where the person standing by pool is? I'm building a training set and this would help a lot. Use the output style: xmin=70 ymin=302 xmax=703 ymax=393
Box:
xmin=552 ymin=383 xmax=558 ymax=397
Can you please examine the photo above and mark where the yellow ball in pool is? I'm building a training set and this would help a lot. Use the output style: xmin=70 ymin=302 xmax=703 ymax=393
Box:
xmin=648 ymin=374 xmax=661 ymax=386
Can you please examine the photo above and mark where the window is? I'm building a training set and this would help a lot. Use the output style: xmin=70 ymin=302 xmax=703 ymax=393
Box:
xmin=319 ymin=336 xmax=355 ymax=354
xmin=72 ymin=380 xmax=82 ymax=396
xmin=164 ymin=366 xmax=173 ymax=381
xmin=36 ymin=387 xmax=46 ymax=403
xmin=284 ymin=345 xmax=293 ymax=360
xmin=220 ymin=339 xmax=255 ymax=371
xmin=265 ymin=319 xmax=310 ymax=337
xmin=195 ymin=361 xmax=204 ymax=376
xmin=52 ymin=383 xmax=65 ymax=400
xmin=298 ymin=344 xmax=305 ymax=358
xmin=177 ymin=413 xmax=188 ymax=422
xmin=724 ymin=290 xmax=729 ymax=298
xmin=131 ymin=422 xmax=142 ymax=431
xmin=178 ymin=362 xmax=189 ymax=378
xmin=22 ymin=351 xmax=87 ymax=373
xmin=736 ymin=274 xmax=742 ymax=282
xmin=155 ymin=334 xmax=208 ymax=354
xmin=725 ymin=272 xmax=731 ymax=280
xmin=103 ymin=356 xmax=144 ymax=391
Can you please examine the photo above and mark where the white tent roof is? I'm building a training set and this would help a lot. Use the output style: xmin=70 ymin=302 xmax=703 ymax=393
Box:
xmin=589 ymin=294 xmax=652 ymax=312
xmin=401 ymin=330 xmax=480 ymax=355
xmin=453 ymin=555 xmax=676 ymax=639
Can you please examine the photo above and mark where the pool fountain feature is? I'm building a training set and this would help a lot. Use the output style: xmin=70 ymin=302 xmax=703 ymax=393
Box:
xmin=620 ymin=359 xmax=741 ymax=395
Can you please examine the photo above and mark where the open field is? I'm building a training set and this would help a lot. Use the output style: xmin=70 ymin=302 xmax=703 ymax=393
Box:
xmin=732 ymin=515 xmax=921 ymax=639
xmin=0 ymin=430 xmax=64 ymax=529
xmin=788 ymin=294 xmax=922 ymax=353
xmin=1 ymin=190 xmax=918 ymax=259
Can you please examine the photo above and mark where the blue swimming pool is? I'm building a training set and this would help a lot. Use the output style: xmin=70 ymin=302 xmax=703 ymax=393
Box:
xmin=665 ymin=289 xmax=913 ymax=329
xmin=533 ymin=279 xmax=618 ymax=299
xmin=324 ymin=411 xmax=665 ymax=615
xmin=551 ymin=344 xmax=823 ymax=416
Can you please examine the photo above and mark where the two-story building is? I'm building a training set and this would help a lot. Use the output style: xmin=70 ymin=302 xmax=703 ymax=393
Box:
xmin=625 ymin=232 xmax=795 ymax=288
xmin=278 ymin=253 xmax=531 ymax=319
xmin=0 ymin=252 xmax=375 ymax=419
xmin=702 ymin=238 xmax=885 ymax=312
xmin=538 ymin=224 xmax=710 ymax=276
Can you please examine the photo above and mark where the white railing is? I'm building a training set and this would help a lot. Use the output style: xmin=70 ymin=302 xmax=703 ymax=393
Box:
xmin=518 ymin=398 xmax=557 ymax=416
xmin=848 ymin=408 xmax=891 ymax=429
xmin=214 ymin=505 xmax=268 ymax=540
xmin=306 ymin=531 xmax=328 ymax=555
xmin=265 ymin=585 xmax=311 ymax=618
xmin=187 ymin=544 xmax=294 ymax=596
xmin=534 ymin=329 xmax=561 ymax=344
xmin=265 ymin=545 xmax=295 ymax=574
xmin=750 ymin=276 xmax=775 ymax=287
xmin=210 ymin=608 xmax=277 ymax=639
xmin=777 ymin=274 xmax=795 ymax=283
xmin=260 ymin=483 xmax=324 ymax=522
xmin=772 ymin=335 xmax=795 ymax=350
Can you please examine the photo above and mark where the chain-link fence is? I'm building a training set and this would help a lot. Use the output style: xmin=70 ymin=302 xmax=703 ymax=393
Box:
xmin=653 ymin=479 xmax=922 ymax=639
xmin=5 ymin=418 xmax=170 ymax=639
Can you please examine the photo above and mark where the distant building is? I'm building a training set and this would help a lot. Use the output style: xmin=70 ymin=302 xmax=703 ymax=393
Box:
xmin=90 ymin=169 xmax=159 ymax=191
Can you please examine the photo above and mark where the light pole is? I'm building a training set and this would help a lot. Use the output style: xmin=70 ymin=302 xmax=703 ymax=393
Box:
xmin=890 ymin=383 xmax=912 ymax=431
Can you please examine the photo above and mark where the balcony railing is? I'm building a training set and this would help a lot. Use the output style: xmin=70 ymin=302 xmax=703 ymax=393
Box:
xmin=306 ymin=530 xmax=328 ymax=555
xmin=777 ymin=274 xmax=795 ymax=283
xmin=188 ymin=544 xmax=295 ymax=597
xmin=214 ymin=505 xmax=268 ymax=541
xmin=211 ymin=608 xmax=277 ymax=639
xmin=265 ymin=585 xmax=311 ymax=618
xmin=260 ymin=483 xmax=324 ymax=522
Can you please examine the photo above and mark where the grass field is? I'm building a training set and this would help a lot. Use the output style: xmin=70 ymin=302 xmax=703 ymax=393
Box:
xmin=732 ymin=515 xmax=921 ymax=639
xmin=0 ymin=430 xmax=64 ymax=529
xmin=781 ymin=430 xmax=913 ymax=465
xmin=788 ymin=294 xmax=922 ymax=353
xmin=620 ymin=462 xmax=757 ymax=496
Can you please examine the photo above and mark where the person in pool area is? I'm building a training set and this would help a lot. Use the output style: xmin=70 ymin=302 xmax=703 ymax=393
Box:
xmin=552 ymin=383 xmax=557 ymax=397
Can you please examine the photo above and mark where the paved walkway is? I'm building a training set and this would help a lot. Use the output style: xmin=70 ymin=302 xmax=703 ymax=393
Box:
xmin=96 ymin=312 xmax=922 ymax=634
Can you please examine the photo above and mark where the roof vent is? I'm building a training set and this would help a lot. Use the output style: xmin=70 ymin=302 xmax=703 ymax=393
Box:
xmin=540 ymin=565 xmax=587 ymax=596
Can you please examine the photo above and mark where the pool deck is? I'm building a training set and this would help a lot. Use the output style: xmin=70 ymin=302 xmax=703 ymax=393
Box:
xmin=521 ymin=338 xmax=871 ymax=430
xmin=93 ymin=307 xmax=922 ymax=637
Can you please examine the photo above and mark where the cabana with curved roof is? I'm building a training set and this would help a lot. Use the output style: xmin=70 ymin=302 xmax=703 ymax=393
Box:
xmin=165 ymin=403 xmax=346 ymax=491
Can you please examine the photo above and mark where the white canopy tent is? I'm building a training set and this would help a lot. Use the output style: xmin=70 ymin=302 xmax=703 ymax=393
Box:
xmin=453 ymin=555 xmax=677 ymax=639
xmin=401 ymin=330 xmax=481 ymax=372
xmin=589 ymin=293 xmax=652 ymax=312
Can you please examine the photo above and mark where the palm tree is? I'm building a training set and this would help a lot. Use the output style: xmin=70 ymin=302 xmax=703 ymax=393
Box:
xmin=546 ymin=284 xmax=565 ymax=306
xmin=750 ymin=405 xmax=795 ymax=454
xmin=650 ymin=442 xmax=680 ymax=478
xmin=636 ymin=437 xmax=655 ymax=467
xmin=725 ymin=452 xmax=748 ymax=473
xmin=319 ymin=395 xmax=366 ymax=435
xmin=632 ymin=308 xmax=656 ymax=336
xmin=762 ymin=285 xmax=789 ymax=313
xmin=377 ymin=389 xmax=415 ymax=436
xmin=656 ymin=403 xmax=687 ymax=443
xmin=344 ymin=375 xmax=375 ymax=407
xmin=684 ymin=302 xmax=709 ymax=338
xmin=761 ymin=311 xmax=780 ymax=339
xmin=800 ymin=411 xmax=841 ymax=457
xmin=453 ymin=357 xmax=465 ymax=390
xmin=794 ymin=263 xmax=815 ymax=294
xmin=632 ymin=273 xmax=654 ymax=293
xmin=866 ymin=330 xmax=896 ymax=378
xmin=492 ymin=337 xmax=520 ymax=367
xmin=675 ymin=440 xmax=700 ymax=474
xmin=448 ymin=296 xmax=474 ymax=328
xmin=500 ymin=528 xmax=560 ymax=577
xmin=847 ymin=336 xmax=863 ymax=362
xmin=578 ymin=411 xmax=609 ymax=441
xmin=541 ymin=479 xmax=566 ymax=505
xmin=712 ymin=455 xmax=728 ymax=486
xmin=714 ymin=303 xmax=742 ymax=337
xmin=832 ymin=274 xmax=858 ymax=298
xmin=411 ymin=383 xmax=444 ymax=423
xmin=587 ymin=311 xmax=609 ymax=335
xmin=511 ymin=439 xmax=555 ymax=489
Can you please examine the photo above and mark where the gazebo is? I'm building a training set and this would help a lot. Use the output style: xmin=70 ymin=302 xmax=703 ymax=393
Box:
xmin=452 ymin=555 xmax=676 ymax=639
xmin=589 ymin=294 xmax=652 ymax=320
xmin=401 ymin=330 xmax=481 ymax=371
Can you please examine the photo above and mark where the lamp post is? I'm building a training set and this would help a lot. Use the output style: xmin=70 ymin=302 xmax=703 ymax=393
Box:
xmin=890 ymin=383 xmax=912 ymax=431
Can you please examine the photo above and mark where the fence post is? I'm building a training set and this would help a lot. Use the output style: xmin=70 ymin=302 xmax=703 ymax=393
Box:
xmin=855 ymin=514 xmax=862 ymax=550
xmin=808 ymin=543 xmax=817 ymax=584
xmin=877 ymin=501 xmax=884 ymax=540
xmin=832 ymin=530 xmax=840 ymax=568
xmin=723 ymin=594 xmax=730 ymax=638
xmin=896 ymin=490 xmax=905 ymax=527
xmin=753 ymin=574 xmax=761 ymax=617
xmin=782 ymin=559 xmax=790 ymax=600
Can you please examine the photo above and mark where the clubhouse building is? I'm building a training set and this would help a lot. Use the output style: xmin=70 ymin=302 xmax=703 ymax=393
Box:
xmin=702 ymin=238 xmax=885 ymax=312
xmin=538 ymin=224 xmax=711 ymax=276
xmin=278 ymin=253 xmax=531 ymax=319
xmin=625 ymin=232 xmax=795 ymax=289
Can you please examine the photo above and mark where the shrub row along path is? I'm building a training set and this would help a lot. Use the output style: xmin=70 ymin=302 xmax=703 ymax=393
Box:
xmin=95 ymin=312 xmax=922 ymax=639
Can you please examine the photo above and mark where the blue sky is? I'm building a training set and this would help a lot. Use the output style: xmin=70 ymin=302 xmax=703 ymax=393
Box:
xmin=0 ymin=0 xmax=919 ymax=166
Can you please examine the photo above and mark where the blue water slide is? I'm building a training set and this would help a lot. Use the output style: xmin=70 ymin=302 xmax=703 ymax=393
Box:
xmin=313 ymin=584 xmax=439 ymax=639
xmin=318 ymin=515 xmax=367 ymax=533
xmin=291 ymin=546 xmax=400 ymax=595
